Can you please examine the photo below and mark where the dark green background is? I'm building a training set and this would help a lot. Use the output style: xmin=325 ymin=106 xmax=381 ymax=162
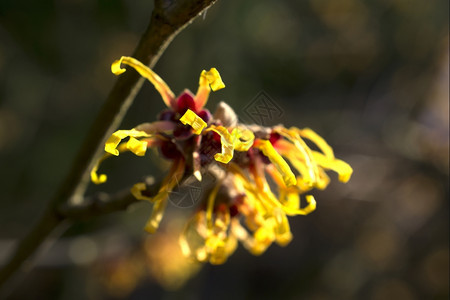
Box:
xmin=0 ymin=0 xmax=448 ymax=299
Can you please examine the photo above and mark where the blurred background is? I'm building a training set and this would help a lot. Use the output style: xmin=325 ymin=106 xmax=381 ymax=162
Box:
xmin=0 ymin=0 xmax=448 ymax=299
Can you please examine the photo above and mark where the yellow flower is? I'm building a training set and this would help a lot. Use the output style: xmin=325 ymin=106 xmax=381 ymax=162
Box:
xmin=91 ymin=56 xmax=353 ymax=264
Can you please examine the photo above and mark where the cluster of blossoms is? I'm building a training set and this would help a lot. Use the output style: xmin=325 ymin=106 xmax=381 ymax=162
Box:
xmin=92 ymin=56 xmax=353 ymax=264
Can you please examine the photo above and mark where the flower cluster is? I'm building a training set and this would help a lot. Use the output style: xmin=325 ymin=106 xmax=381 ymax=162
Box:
xmin=92 ymin=56 xmax=353 ymax=264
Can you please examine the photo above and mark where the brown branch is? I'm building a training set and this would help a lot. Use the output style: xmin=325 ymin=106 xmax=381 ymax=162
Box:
xmin=58 ymin=178 xmax=159 ymax=221
xmin=0 ymin=0 xmax=218 ymax=290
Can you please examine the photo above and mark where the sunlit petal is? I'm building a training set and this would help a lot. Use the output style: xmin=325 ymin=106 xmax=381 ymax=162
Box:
xmin=112 ymin=56 xmax=176 ymax=108
xmin=195 ymin=68 xmax=225 ymax=109
xmin=253 ymin=139 xmax=296 ymax=186
xmin=179 ymin=109 xmax=207 ymax=135
xmin=105 ymin=129 xmax=151 ymax=156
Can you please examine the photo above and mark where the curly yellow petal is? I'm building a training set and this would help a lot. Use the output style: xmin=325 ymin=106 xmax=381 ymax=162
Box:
xmin=105 ymin=129 xmax=151 ymax=156
xmin=90 ymin=142 xmax=141 ymax=185
xmin=279 ymin=194 xmax=316 ymax=216
xmin=312 ymin=151 xmax=353 ymax=183
xmin=111 ymin=56 xmax=175 ymax=108
xmin=205 ymin=126 xmax=234 ymax=163
xmin=279 ymin=189 xmax=299 ymax=211
xmin=206 ymin=182 xmax=221 ymax=231
xmin=204 ymin=126 xmax=255 ymax=164
xmin=111 ymin=58 xmax=125 ymax=75
xmin=140 ymin=159 xmax=185 ymax=233
xmin=273 ymin=208 xmax=292 ymax=246
xmin=127 ymin=137 xmax=147 ymax=156
xmin=195 ymin=68 xmax=225 ymax=109
xmin=297 ymin=128 xmax=334 ymax=159
xmin=144 ymin=198 xmax=168 ymax=234
xmin=254 ymin=139 xmax=296 ymax=187
xmin=252 ymin=222 xmax=275 ymax=255
xmin=232 ymin=128 xmax=255 ymax=151
xmin=300 ymin=195 xmax=316 ymax=215
xmin=208 ymin=235 xmax=237 ymax=265
xmin=179 ymin=109 xmax=207 ymax=135
xmin=90 ymin=156 xmax=108 ymax=184
xmin=315 ymin=168 xmax=331 ymax=190
xmin=131 ymin=182 xmax=153 ymax=201
xmin=276 ymin=128 xmax=318 ymax=185
xmin=204 ymin=68 xmax=225 ymax=91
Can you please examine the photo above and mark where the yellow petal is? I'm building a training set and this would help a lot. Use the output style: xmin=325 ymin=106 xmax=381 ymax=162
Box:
xmin=206 ymin=182 xmax=221 ymax=231
xmin=301 ymin=195 xmax=317 ymax=215
xmin=276 ymin=140 xmax=332 ymax=191
xmin=195 ymin=68 xmax=225 ymax=109
xmin=311 ymin=151 xmax=353 ymax=183
xmin=266 ymin=164 xmax=287 ymax=189
xmin=205 ymin=126 xmax=234 ymax=163
xmin=111 ymin=56 xmax=175 ymax=108
xmin=279 ymin=189 xmax=299 ymax=211
xmin=273 ymin=208 xmax=293 ymax=246
xmin=140 ymin=159 xmax=185 ymax=233
xmin=90 ymin=155 xmax=108 ymax=184
xmin=144 ymin=198 xmax=168 ymax=234
xmin=281 ymin=150 xmax=314 ymax=187
xmin=205 ymin=126 xmax=255 ymax=164
xmin=223 ymin=235 xmax=238 ymax=261
xmin=315 ymin=168 xmax=331 ymax=190
xmin=280 ymin=194 xmax=316 ymax=216
xmin=232 ymin=128 xmax=255 ymax=151
xmin=208 ymin=235 xmax=237 ymax=265
xmin=204 ymin=68 xmax=225 ymax=91
xmin=195 ymin=248 xmax=209 ymax=262
xmin=295 ymin=176 xmax=315 ymax=192
xmin=252 ymin=223 xmax=275 ymax=255
xmin=90 ymin=141 xmax=146 ymax=185
xmin=231 ymin=218 xmax=270 ymax=256
xmin=297 ymin=128 xmax=334 ymax=159
xmin=131 ymin=182 xmax=153 ymax=201
xmin=105 ymin=129 xmax=151 ymax=156
xmin=276 ymin=128 xmax=319 ymax=185
xmin=179 ymin=229 xmax=192 ymax=258
xmin=127 ymin=137 xmax=147 ymax=156
xmin=179 ymin=213 xmax=203 ymax=259
xmin=179 ymin=109 xmax=207 ymax=135
xmin=254 ymin=139 xmax=296 ymax=186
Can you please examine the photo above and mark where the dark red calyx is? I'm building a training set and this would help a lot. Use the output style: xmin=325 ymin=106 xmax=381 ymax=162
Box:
xmin=158 ymin=109 xmax=176 ymax=122
xmin=229 ymin=204 xmax=239 ymax=217
xmin=269 ymin=132 xmax=281 ymax=145
xmin=176 ymin=90 xmax=196 ymax=114
xmin=159 ymin=141 xmax=182 ymax=159
xmin=173 ymin=124 xmax=193 ymax=140
xmin=199 ymin=131 xmax=221 ymax=165
xmin=198 ymin=109 xmax=212 ymax=123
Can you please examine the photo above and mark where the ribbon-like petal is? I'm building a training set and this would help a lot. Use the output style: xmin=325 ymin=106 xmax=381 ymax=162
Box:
xmin=111 ymin=56 xmax=176 ymax=108
xmin=205 ymin=125 xmax=255 ymax=164
xmin=179 ymin=109 xmax=207 ymax=135
xmin=312 ymin=151 xmax=353 ymax=183
xmin=253 ymin=139 xmax=296 ymax=187
xmin=105 ymin=129 xmax=151 ymax=156
xmin=195 ymin=68 xmax=225 ymax=109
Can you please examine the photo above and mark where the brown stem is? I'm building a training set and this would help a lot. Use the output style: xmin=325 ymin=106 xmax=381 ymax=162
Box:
xmin=58 ymin=178 xmax=161 ymax=221
xmin=0 ymin=0 xmax=218 ymax=290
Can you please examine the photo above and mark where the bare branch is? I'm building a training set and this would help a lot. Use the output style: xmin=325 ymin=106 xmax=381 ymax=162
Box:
xmin=58 ymin=179 xmax=160 ymax=220
xmin=0 ymin=0 xmax=218 ymax=290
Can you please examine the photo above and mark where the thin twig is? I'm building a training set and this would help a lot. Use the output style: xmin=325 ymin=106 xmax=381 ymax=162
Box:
xmin=58 ymin=178 xmax=160 ymax=221
xmin=0 ymin=0 xmax=218 ymax=290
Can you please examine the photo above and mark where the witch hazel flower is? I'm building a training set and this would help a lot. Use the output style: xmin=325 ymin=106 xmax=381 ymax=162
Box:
xmin=91 ymin=56 xmax=353 ymax=264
